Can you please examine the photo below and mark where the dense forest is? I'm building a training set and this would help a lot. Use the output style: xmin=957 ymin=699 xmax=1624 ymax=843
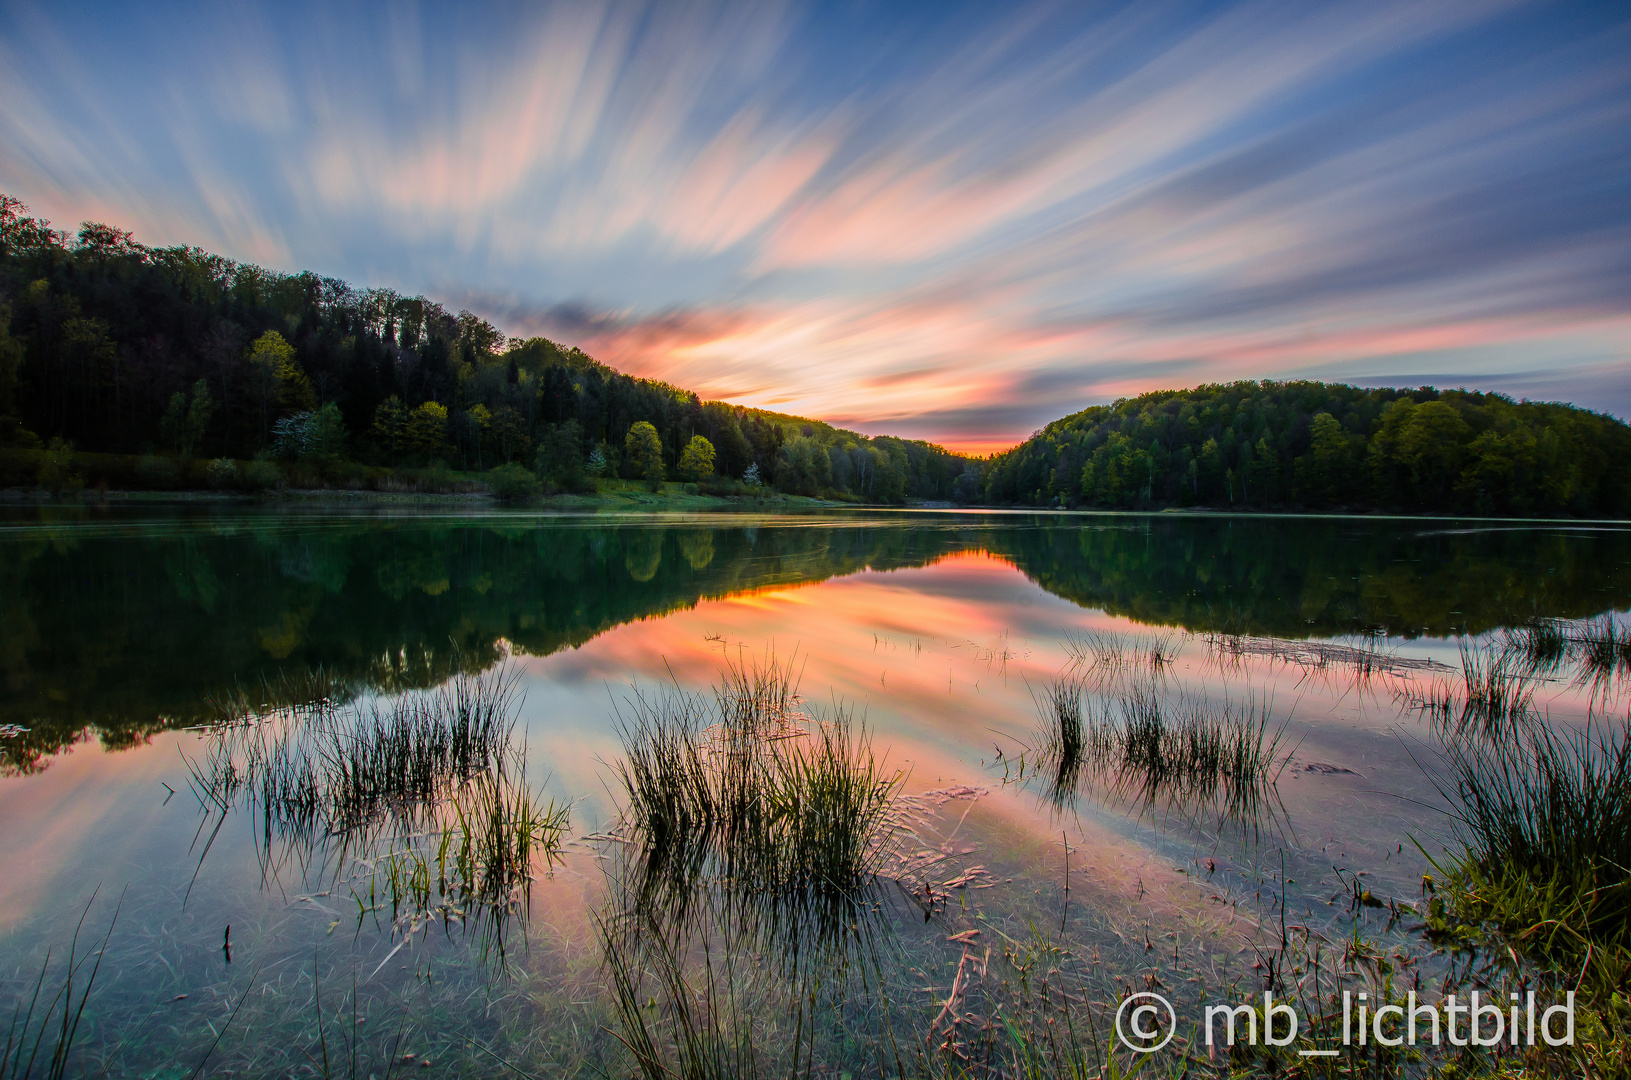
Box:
xmin=0 ymin=196 xmax=971 ymax=502
xmin=5 ymin=195 xmax=1629 ymax=516
xmin=983 ymin=381 xmax=1631 ymax=517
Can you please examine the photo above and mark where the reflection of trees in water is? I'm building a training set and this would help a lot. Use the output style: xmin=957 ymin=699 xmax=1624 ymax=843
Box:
xmin=3 ymin=510 xmax=1629 ymax=770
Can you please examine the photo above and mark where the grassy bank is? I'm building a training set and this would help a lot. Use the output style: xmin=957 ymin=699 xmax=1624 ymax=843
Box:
xmin=0 ymin=447 xmax=844 ymax=511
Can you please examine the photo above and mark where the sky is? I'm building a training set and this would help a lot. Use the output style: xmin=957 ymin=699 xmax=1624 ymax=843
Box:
xmin=1 ymin=1 xmax=1627 ymax=454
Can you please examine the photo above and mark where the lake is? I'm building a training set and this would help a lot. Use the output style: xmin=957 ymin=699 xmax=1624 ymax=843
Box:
xmin=2 ymin=506 xmax=1628 ymax=1077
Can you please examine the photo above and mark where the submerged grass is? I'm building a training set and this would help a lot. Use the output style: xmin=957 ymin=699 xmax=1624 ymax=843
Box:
xmin=1063 ymin=629 xmax=1179 ymax=684
xmin=1 ymin=897 xmax=118 ymax=1080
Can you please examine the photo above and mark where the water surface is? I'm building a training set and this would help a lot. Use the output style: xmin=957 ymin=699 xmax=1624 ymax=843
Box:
xmin=2 ymin=506 xmax=1627 ymax=1075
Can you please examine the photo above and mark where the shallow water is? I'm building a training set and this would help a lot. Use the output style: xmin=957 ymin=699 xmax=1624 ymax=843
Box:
xmin=2 ymin=506 xmax=1628 ymax=1075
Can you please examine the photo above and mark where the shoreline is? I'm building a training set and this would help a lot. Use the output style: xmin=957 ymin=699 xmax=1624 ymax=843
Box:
xmin=2 ymin=486 xmax=1627 ymax=525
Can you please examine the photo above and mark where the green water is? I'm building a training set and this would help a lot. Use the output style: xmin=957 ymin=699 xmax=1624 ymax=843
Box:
xmin=1 ymin=506 xmax=1627 ymax=1076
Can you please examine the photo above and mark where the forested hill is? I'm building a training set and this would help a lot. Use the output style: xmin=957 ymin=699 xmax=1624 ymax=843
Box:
xmin=6 ymin=197 xmax=1627 ymax=517
xmin=0 ymin=196 xmax=972 ymax=502
xmin=982 ymin=381 xmax=1631 ymax=517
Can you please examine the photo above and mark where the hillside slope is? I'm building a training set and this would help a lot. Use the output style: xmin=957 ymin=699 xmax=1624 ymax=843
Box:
xmin=981 ymin=380 xmax=1631 ymax=517
xmin=0 ymin=195 xmax=971 ymax=502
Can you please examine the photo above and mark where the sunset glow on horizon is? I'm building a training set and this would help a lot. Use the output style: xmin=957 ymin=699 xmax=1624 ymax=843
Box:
xmin=3 ymin=1 xmax=1627 ymax=453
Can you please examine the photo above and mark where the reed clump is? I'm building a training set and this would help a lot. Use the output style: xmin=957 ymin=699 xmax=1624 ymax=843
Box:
xmin=1430 ymin=713 xmax=1631 ymax=994
xmin=187 ymin=665 xmax=568 ymax=944
xmin=1573 ymin=615 xmax=1631 ymax=699
xmin=604 ymin=654 xmax=910 ymax=1080
xmin=1501 ymin=619 xmax=1572 ymax=676
xmin=1033 ymin=675 xmax=1287 ymax=825
xmin=1063 ymin=629 xmax=1179 ymax=682
xmin=369 ymin=768 xmax=570 ymax=938
xmin=613 ymin=653 xmax=904 ymax=908
xmin=191 ymin=667 xmax=519 ymax=839
xmin=1456 ymin=643 xmax=1536 ymax=732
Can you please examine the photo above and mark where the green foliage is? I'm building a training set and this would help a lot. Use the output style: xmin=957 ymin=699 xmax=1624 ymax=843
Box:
xmin=35 ymin=437 xmax=78 ymax=494
xmin=369 ymin=396 xmax=407 ymax=463
xmin=624 ymin=420 xmax=664 ymax=483
xmin=677 ymin=433 xmax=715 ymax=480
xmin=242 ymin=459 xmax=280 ymax=491
xmin=405 ymin=401 xmax=448 ymax=463
xmin=159 ymin=379 xmax=215 ymax=457
xmin=986 ymin=379 xmax=1631 ymax=516
xmin=7 ymin=194 xmax=1627 ymax=515
xmin=133 ymin=455 xmax=180 ymax=489
xmin=0 ymin=195 xmax=974 ymax=501
xmin=1434 ymin=718 xmax=1631 ymax=969
xmin=485 ymin=462 xmax=540 ymax=502
xmin=535 ymin=420 xmax=587 ymax=490
xmin=306 ymin=402 xmax=347 ymax=459
xmin=774 ymin=435 xmax=830 ymax=494
xmin=0 ymin=301 xmax=22 ymax=419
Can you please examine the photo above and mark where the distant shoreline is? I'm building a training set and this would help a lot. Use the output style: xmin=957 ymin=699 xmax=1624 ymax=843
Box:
xmin=4 ymin=486 xmax=1628 ymax=525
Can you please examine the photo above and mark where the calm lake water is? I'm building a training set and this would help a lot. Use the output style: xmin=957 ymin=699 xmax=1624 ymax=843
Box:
xmin=2 ymin=506 xmax=1628 ymax=1076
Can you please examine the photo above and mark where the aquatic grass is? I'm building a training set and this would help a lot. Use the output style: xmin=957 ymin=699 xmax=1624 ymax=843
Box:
xmin=1501 ymin=619 xmax=1572 ymax=676
xmin=596 ymin=833 xmax=913 ymax=1080
xmin=609 ymin=654 xmax=909 ymax=990
xmin=185 ymin=664 xmax=569 ymax=949
xmin=322 ymin=667 xmax=516 ymax=831
xmin=188 ymin=665 xmax=522 ymax=844
xmin=1026 ymin=676 xmax=1289 ymax=827
xmin=711 ymin=648 xmax=807 ymax=738
xmin=1571 ymin=614 xmax=1631 ymax=701
xmin=1428 ymin=711 xmax=1631 ymax=995
xmin=1456 ymin=643 xmax=1537 ymax=734
xmin=367 ymin=768 xmax=571 ymax=938
xmin=200 ymin=665 xmax=359 ymax=728
xmin=1032 ymin=672 xmax=1088 ymax=805
xmin=1 ymin=896 xmax=118 ymax=1080
xmin=1396 ymin=676 xmax=1457 ymax=721
xmin=1113 ymin=686 xmax=1288 ymax=813
xmin=1203 ymin=632 xmax=1436 ymax=685
xmin=613 ymin=687 xmax=906 ymax=935
xmin=1063 ymin=629 xmax=1179 ymax=681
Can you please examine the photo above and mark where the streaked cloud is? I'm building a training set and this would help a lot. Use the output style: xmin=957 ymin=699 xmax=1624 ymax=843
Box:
xmin=1 ymin=0 xmax=1626 ymax=452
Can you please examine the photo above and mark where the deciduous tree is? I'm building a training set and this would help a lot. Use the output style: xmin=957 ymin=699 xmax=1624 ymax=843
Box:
xmin=677 ymin=434 xmax=715 ymax=480
xmin=624 ymin=420 xmax=664 ymax=483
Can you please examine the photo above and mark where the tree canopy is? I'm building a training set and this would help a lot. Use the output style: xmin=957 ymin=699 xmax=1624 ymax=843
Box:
xmin=0 ymin=195 xmax=972 ymax=503
xmin=4 ymin=195 xmax=1625 ymax=516
xmin=981 ymin=380 xmax=1631 ymax=518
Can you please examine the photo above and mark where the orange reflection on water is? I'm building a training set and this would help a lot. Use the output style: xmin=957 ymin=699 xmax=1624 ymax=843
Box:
xmin=524 ymin=552 xmax=1221 ymax=921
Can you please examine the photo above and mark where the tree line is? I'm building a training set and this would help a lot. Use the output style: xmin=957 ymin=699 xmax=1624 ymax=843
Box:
xmin=0 ymin=196 xmax=970 ymax=502
xmin=981 ymin=380 xmax=1631 ymax=517
xmin=5 ymin=195 xmax=1627 ymax=516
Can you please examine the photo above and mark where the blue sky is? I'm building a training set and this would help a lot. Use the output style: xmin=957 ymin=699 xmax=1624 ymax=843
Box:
xmin=2 ymin=0 xmax=1627 ymax=451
